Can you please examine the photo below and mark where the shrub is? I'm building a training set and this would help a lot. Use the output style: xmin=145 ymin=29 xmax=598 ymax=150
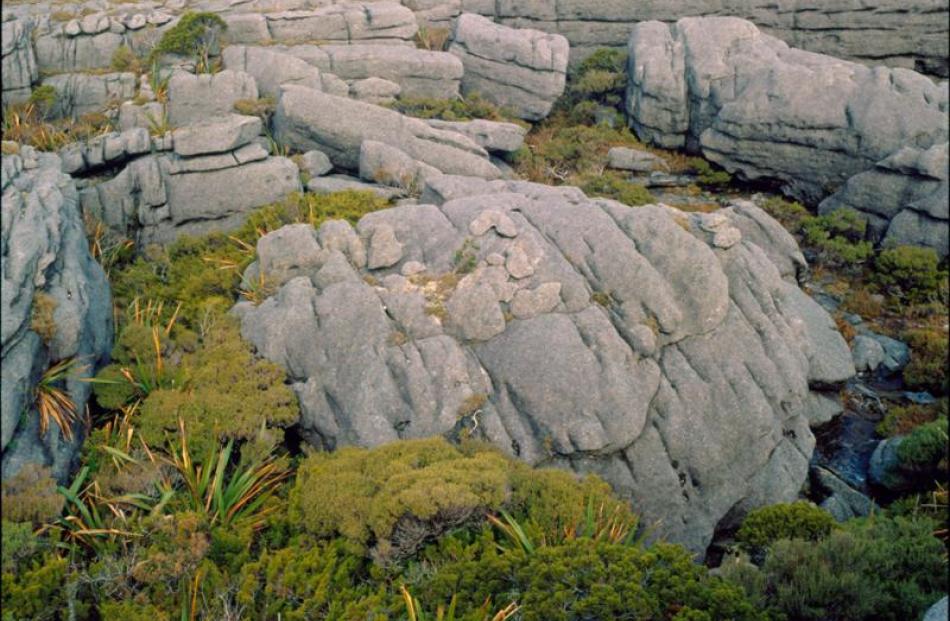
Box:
xmin=724 ymin=515 xmax=947 ymax=621
xmin=896 ymin=416 xmax=948 ymax=474
xmin=1 ymin=521 xmax=44 ymax=574
xmin=390 ymin=94 xmax=517 ymax=123
xmin=759 ymin=197 xmax=811 ymax=233
xmin=236 ymin=537 xmax=389 ymax=621
xmin=876 ymin=400 xmax=944 ymax=437
xmin=30 ymin=291 xmax=57 ymax=344
xmin=689 ymin=158 xmax=733 ymax=187
xmin=902 ymin=327 xmax=948 ymax=395
xmin=233 ymin=96 xmax=276 ymax=121
xmin=736 ymin=501 xmax=837 ymax=552
xmin=578 ymin=171 xmax=655 ymax=206
xmin=98 ymin=601 xmax=170 ymax=621
xmin=28 ymin=85 xmax=58 ymax=119
xmin=0 ymin=464 xmax=65 ymax=524
xmin=514 ymin=123 xmax=647 ymax=184
xmin=1 ymin=553 xmax=70 ymax=621
xmin=874 ymin=246 xmax=948 ymax=304
xmin=288 ymin=438 xmax=512 ymax=558
xmin=418 ymin=539 xmax=766 ymax=621
xmin=560 ymin=49 xmax=628 ymax=120
xmin=110 ymin=45 xmax=143 ymax=73
xmin=802 ymin=208 xmax=873 ymax=266
xmin=149 ymin=11 xmax=227 ymax=71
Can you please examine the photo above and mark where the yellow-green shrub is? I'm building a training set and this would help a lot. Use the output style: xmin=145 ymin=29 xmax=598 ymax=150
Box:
xmin=736 ymin=501 xmax=837 ymax=552
xmin=874 ymin=246 xmax=948 ymax=304
xmin=902 ymin=327 xmax=948 ymax=395
xmin=0 ymin=464 xmax=65 ymax=524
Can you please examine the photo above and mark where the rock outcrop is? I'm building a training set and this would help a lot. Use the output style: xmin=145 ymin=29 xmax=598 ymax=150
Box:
xmin=1 ymin=146 xmax=112 ymax=483
xmin=448 ymin=13 xmax=569 ymax=121
xmin=625 ymin=17 xmax=949 ymax=254
xmin=273 ymin=84 xmax=501 ymax=179
xmin=43 ymin=71 xmax=137 ymax=119
xmin=79 ymin=114 xmax=301 ymax=246
xmin=1 ymin=17 xmax=38 ymax=106
xmin=234 ymin=174 xmax=855 ymax=553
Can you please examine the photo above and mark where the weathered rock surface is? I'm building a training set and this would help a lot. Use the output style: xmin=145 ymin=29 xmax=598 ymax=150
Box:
xmin=924 ymin=596 xmax=949 ymax=621
xmin=42 ymin=72 xmax=137 ymax=119
xmin=426 ymin=119 xmax=527 ymax=154
xmin=58 ymin=127 xmax=155 ymax=175
xmin=273 ymin=84 xmax=501 ymax=179
xmin=819 ymin=143 xmax=949 ymax=257
xmin=608 ymin=146 xmax=669 ymax=173
xmin=79 ymin=125 xmax=300 ymax=246
xmin=1 ymin=17 xmax=38 ymax=106
xmin=625 ymin=17 xmax=949 ymax=251
xmin=448 ymin=13 xmax=569 ymax=121
xmin=235 ymin=174 xmax=855 ymax=553
xmin=221 ymin=45 xmax=347 ymax=98
xmin=1 ymin=147 xmax=112 ymax=483
xmin=166 ymin=70 xmax=259 ymax=126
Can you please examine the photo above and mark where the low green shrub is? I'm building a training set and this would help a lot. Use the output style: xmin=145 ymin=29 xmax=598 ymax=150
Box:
xmin=874 ymin=246 xmax=948 ymax=304
xmin=560 ymin=48 xmax=628 ymax=121
xmin=759 ymin=196 xmax=812 ymax=234
xmin=578 ymin=171 xmax=656 ymax=206
xmin=896 ymin=416 xmax=948 ymax=474
xmin=876 ymin=400 xmax=945 ymax=437
xmin=110 ymin=45 xmax=143 ymax=74
xmin=27 ymin=85 xmax=58 ymax=119
xmin=723 ymin=515 xmax=947 ymax=621
xmin=902 ymin=328 xmax=949 ymax=395
xmin=418 ymin=538 xmax=767 ymax=621
xmin=736 ymin=501 xmax=837 ymax=552
xmin=802 ymin=208 xmax=873 ymax=267
xmin=0 ymin=464 xmax=65 ymax=524
xmin=689 ymin=158 xmax=733 ymax=187
xmin=149 ymin=11 xmax=226 ymax=71
xmin=390 ymin=94 xmax=517 ymax=123
xmin=1 ymin=552 xmax=70 ymax=621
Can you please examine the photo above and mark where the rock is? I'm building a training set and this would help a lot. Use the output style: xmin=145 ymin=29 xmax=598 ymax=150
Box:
xmin=924 ymin=596 xmax=948 ymax=621
xmin=221 ymin=45 xmax=330 ymax=98
xmin=448 ymin=13 xmax=569 ymax=121
xmin=236 ymin=175 xmax=855 ymax=553
xmin=42 ymin=72 xmax=136 ymax=119
xmin=1 ymin=148 xmax=112 ymax=483
xmin=359 ymin=140 xmax=430 ymax=190
xmin=306 ymin=174 xmax=404 ymax=200
xmin=366 ymin=224 xmax=405 ymax=270
xmin=254 ymin=223 xmax=325 ymax=288
xmin=172 ymin=114 xmax=262 ymax=158
xmin=1 ymin=18 xmax=38 ymax=106
xmin=820 ymin=143 xmax=949 ymax=256
xmin=813 ymin=466 xmax=876 ymax=522
xmin=426 ymin=119 xmax=527 ymax=154
xmin=349 ymin=77 xmax=401 ymax=105
xmin=869 ymin=437 xmax=913 ymax=491
xmin=865 ymin=332 xmax=911 ymax=374
xmin=259 ymin=2 xmax=418 ymax=46
xmin=470 ymin=209 xmax=518 ymax=238
xmin=166 ymin=70 xmax=259 ymax=126
xmin=607 ymin=147 xmax=669 ymax=173
xmin=318 ymin=44 xmax=463 ymax=99
xmin=273 ymin=85 xmax=501 ymax=179
xmin=296 ymin=150 xmax=333 ymax=178
xmin=625 ymin=17 xmax=948 ymax=215
xmin=852 ymin=335 xmax=886 ymax=373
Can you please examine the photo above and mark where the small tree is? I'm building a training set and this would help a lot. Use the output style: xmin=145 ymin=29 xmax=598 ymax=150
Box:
xmin=150 ymin=12 xmax=227 ymax=73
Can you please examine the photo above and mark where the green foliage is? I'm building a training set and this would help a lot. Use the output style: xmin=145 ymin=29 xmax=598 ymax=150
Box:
xmin=1 ymin=553 xmax=69 ymax=621
xmin=288 ymin=439 xmax=511 ymax=558
xmin=98 ymin=601 xmax=171 ymax=621
xmin=874 ymin=246 xmax=948 ymax=304
xmin=419 ymin=539 xmax=766 ymax=621
xmin=896 ymin=416 xmax=948 ymax=473
xmin=149 ymin=11 xmax=226 ymax=70
xmin=110 ymin=45 xmax=143 ymax=73
xmin=736 ymin=501 xmax=837 ymax=552
xmin=689 ymin=158 xmax=733 ymax=187
xmin=561 ymin=48 xmax=628 ymax=121
xmin=109 ymin=191 xmax=387 ymax=328
xmin=876 ymin=400 xmax=944 ymax=437
xmin=237 ymin=537 xmax=389 ymax=621
xmin=27 ymin=85 xmax=58 ymax=119
xmin=0 ymin=464 xmax=65 ymax=524
xmin=135 ymin=317 xmax=298 ymax=458
xmin=760 ymin=196 xmax=812 ymax=233
xmin=391 ymin=94 xmax=519 ymax=123
xmin=724 ymin=515 xmax=947 ymax=621
xmin=1 ymin=521 xmax=43 ymax=575
xmin=578 ymin=171 xmax=656 ymax=206
xmin=902 ymin=327 xmax=949 ymax=395
xmin=801 ymin=209 xmax=873 ymax=267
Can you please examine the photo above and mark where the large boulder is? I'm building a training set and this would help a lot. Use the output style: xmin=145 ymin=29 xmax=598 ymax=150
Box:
xmin=448 ymin=13 xmax=569 ymax=121
xmin=316 ymin=44 xmax=463 ymax=99
xmin=221 ymin=45 xmax=349 ymax=98
xmin=1 ymin=146 xmax=112 ymax=483
xmin=79 ymin=119 xmax=300 ymax=246
xmin=235 ymin=174 xmax=855 ymax=553
xmin=625 ymin=17 xmax=948 ymax=249
xmin=42 ymin=72 xmax=137 ymax=119
xmin=166 ymin=70 xmax=259 ymax=126
xmin=273 ymin=84 xmax=501 ymax=179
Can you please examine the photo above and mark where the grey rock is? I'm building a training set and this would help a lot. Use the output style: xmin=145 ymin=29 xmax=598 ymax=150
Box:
xmin=1 ymin=18 xmax=38 ymax=106
xmin=349 ymin=77 xmax=401 ymax=105
xmin=236 ymin=175 xmax=855 ymax=553
xmin=448 ymin=13 xmax=569 ymax=121
xmin=607 ymin=146 xmax=669 ymax=173
xmin=274 ymin=85 xmax=500 ymax=179
xmin=319 ymin=44 xmax=463 ymax=99
xmin=852 ymin=335 xmax=886 ymax=373
xmin=427 ymin=119 xmax=527 ymax=154
xmin=166 ymin=70 xmax=259 ymax=126
xmin=924 ymin=596 xmax=948 ymax=621
xmin=261 ymin=2 xmax=417 ymax=47
xmin=869 ymin=437 xmax=913 ymax=491
xmin=865 ymin=332 xmax=911 ymax=374
xmin=367 ymin=224 xmax=405 ymax=270
xmin=307 ymin=174 xmax=404 ymax=200
xmin=1 ymin=149 xmax=112 ymax=483
xmin=813 ymin=466 xmax=876 ymax=522
xmin=296 ymin=149 xmax=333 ymax=178
xmin=254 ymin=223 xmax=324 ymax=288
xmin=222 ymin=45 xmax=328 ymax=98
xmin=625 ymin=17 xmax=948 ymax=231
xmin=172 ymin=114 xmax=262 ymax=157
xmin=43 ymin=71 xmax=136 ymax=119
